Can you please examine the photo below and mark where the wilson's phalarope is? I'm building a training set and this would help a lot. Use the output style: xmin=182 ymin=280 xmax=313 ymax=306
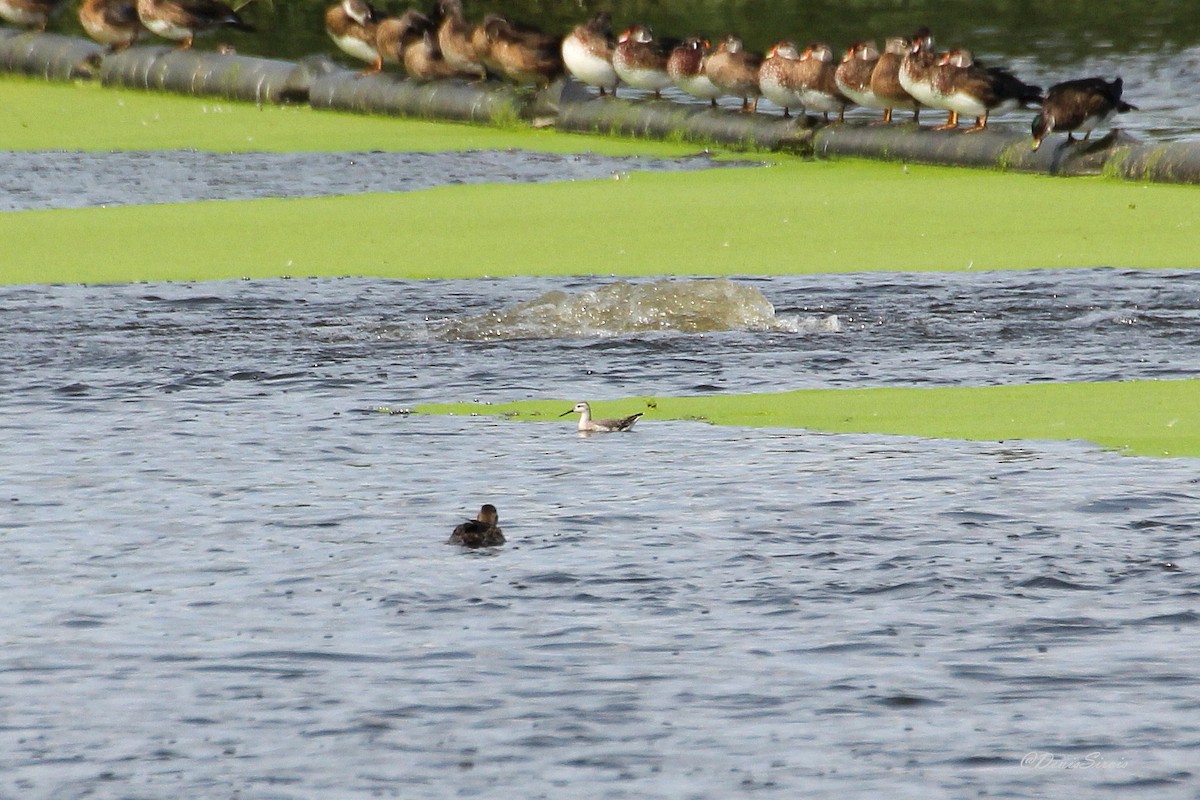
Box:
xmin=560 ymin=401 xmax=643 ymax=432
xmin=448 ymin=504 xmax=505 ymax=547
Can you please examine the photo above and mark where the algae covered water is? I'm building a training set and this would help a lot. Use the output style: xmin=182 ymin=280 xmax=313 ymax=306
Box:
xmin=2 ymin=274 xmax=1199 ymax=798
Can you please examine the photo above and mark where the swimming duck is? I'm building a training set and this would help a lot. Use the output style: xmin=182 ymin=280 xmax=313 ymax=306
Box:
xmin=612 ymin=24 xmax=674 ymax=99
xmin=135 ymin=0 xmax=253 ymax=50
xmin=705 ymin=34 xmax=762 ymax=112
xmin=835 ymin=41 xmax=883 ymax=115
xmin=1032 ymin=77 xmax=1136 ymax=150
xmin=435 ymin=0 xmax=486 ymax=80
xmin=561 ymin=10 xmax=618 ymax=97
xmin=79 ymin=0 xmax=142 ymax=51
xmin=0 ymin=0 xmax=64 ymax=31
xmin=667 ymin=37 xmax=722 ymax=107
xmin=324 ymin=0 xmax=384 ymax=74
xmin=560 ymin=401 xmax=642 ymax=433
xmin=448 ymin=504 xmax=505 ymax=548
xmin=757 ymin=41 xmax=805 ymax=117
xmin=472 ymin=14 xmax=562 ymax=87
xmin=796 ymin=42 xmax=852 ymax=122
xmin=869 ymin=35 xmax=921 ymax=123
xmin=932 ymin=48 xmax=1042 ymax=131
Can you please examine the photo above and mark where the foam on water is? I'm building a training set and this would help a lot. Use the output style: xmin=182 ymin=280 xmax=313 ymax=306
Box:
xmin=423 ymin=279 xmax=840 ymax=340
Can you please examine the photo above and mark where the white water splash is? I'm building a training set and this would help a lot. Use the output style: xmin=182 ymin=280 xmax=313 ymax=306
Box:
xmin=431 ymin=279 xmax=840 ymax=340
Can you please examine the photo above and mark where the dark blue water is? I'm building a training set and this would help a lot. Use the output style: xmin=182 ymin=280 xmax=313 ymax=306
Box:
xmin=2 ymin=273 xmax=1199 ymax=799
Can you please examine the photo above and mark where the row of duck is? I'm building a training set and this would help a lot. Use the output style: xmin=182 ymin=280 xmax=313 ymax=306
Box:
xmin=320 ymin=3 xmax=1136 ymax=148
xmin=0 ymin=0 xmax=1136 ymax=148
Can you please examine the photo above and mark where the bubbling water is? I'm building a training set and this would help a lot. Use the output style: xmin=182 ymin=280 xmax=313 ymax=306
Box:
xmin=427 ymin=278 xmax=841 ymax=340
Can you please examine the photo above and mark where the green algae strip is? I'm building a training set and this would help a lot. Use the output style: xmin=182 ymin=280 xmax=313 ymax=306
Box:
xmin=413 ymin=379 xmax=1200 ymax=458
xmin=0 ymin=74 xmax=700 ymax=156
xmin=5 ymin=157 xmax=1200 ymax=285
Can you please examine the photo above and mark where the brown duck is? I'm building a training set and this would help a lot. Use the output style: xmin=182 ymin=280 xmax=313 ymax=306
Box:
xmin=870 ymin=35 xmax=921 ymax=123
xmin=325 ymin=0 xmax=384 ymax=73
xmin=79 ymin=0 xmax=142 ymax=51
xmin=667 ymin=37 xmax=722 ymax=106
xmin=835 ymin=41 xmax=882 ymax=115
xmin=561 ymin=10 xmax=618 ymax=97
xmin=796 ymin=42 xmax=852 ymax=122
xmin=448 ymin=504 xmax=505 ymax=548
xmin=377 ymin=9 xmax=472 ymax=80
xmin=435 ymin=0 xmax=485 ymax=80
xmin=612 ymin=24 xmax=675 ymax=98
xmin=932 ymin=48 xmax=1042 ymax=131
xmin=898 ymin=27 xmax=941 ymax=115
xmin=758 ymin=41 xmax=805 ymax=117
xmin=136 ymin=0 xmax=253 ymax=50
xmin=1032 ymin=77 xmax=1136 ymax=150
xmin=706 ymin=34 xmax=762 ymax=112
xmin=472 ymin=14 xmax=563 ymax=87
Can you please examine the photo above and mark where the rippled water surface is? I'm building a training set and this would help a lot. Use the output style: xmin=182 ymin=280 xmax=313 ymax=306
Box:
xmin=2 ymin=273 xmax=1199 ymax=798
xmin=0 ymin=150 xmax=737 ymax=212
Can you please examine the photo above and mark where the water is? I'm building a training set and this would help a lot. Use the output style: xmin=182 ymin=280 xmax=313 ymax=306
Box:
xmin=2 ymin=273 xmax=1199 ymax=798
xmin=0 ymin=150 xmax=738 ymax=212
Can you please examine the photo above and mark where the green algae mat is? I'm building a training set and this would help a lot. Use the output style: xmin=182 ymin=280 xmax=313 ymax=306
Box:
xmin=3 ymin=75 xmax=1198 ymax=457
xmin=416 ymin=379 xmax=1200 ymax=458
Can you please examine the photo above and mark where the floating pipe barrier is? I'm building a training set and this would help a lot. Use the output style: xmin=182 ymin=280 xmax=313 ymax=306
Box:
xmin=3 ymin=27 xmax=1199 ymax=186
xmin=812 ymin=123 xmax=1116 ymax=177
xmin=0 ymin=29 xmax=102 ymax=81
xmin=554 ymin=94 xmax=816 ymax=153
xmin=305 ymin=56 xmax=533 ymax=125
xmin=98 ymin=45 xmax=313 ymax=104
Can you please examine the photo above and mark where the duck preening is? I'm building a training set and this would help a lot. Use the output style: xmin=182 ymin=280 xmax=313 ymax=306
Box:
xmin=325 ymin=0 xmax=384 ymax=73
xmin=448 ymin=504 xmax=505 ymax=547
xmin=472 ymin=13 xmax=563 ymax=87
xmin=1032 ymin=77 xmax=1136 ymax=150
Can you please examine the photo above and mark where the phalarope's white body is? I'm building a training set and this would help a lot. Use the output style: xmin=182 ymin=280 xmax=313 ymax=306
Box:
xmin=561 ymin=401 xmax=642 ymax=433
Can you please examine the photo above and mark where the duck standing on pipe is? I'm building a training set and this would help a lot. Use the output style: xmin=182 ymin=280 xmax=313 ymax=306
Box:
xmin=0 ymin=0 xmax=65 ymax=31
xmin=435 ymin=0 xmax=486 ymax=80
xmin=612 ymin=24 xmax=675 ymax=100
xmin=79 ymin=0 xmax=143 ymax=52
xmin=931 ymin=48 xmax=1042 ymax=132
xmin=1032 ymin=77 xmax=1136 ymax=150
xmin=869 ymin=35 xmax=922 ymax=124
xmin=562 ymin=10 xmax=619 ymax=97
xmin=758 ymin=41 xmax=805 ymax=118
xmin=136 ymin=0 xmax=254 ymax=50
xmin=668 ymin=36 xmax=722 ymax=107
xmin=471 ymin=13 xmax=562 ymax=88
xmin=325 ymin=0 xmax=384 ymax=74
xmin=706 ymin=34 xmax=762 ymax=113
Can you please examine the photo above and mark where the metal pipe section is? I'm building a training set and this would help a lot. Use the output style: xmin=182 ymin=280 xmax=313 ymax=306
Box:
xmin=306 ymin=58 xmax=531 ymax=125
xmin=98 ymin=45 xmax=311 ymax=104
xmin=0 ymin=29 xmax=103 ymax=81
xmin=555 ymin=94 xmax=816 ymax=153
